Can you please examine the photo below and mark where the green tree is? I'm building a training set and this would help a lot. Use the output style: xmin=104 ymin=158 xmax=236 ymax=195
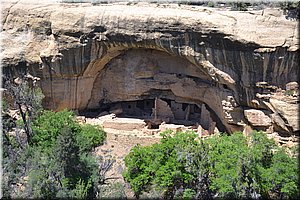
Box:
xmin=2 ymin=109 xmax=110 ymax=198
xmin=76 ymin=124 xmax=106 ymax=152
xmin=123 ymin=131 xmax=299 ymax=199
xmin=31 ymin=110 xmax=106 ymax=152
xmin=124 ymin=131 xmax=201 ymax=198
xmin=261 ymin=149 xmax=299 ymax=199
xmin=31 ymin=110 xmax=77 ymax=150
xmin=52 ymin=126 xmax=83 ymax=189
xmin=25 ymin=125 xmax=106 ymax=199
xmin=206 ymin=133 xmax=259 ymax=198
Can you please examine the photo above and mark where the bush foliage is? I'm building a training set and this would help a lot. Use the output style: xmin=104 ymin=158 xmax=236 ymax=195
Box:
xmin=123 ymin=131 xmax=299 ymax=199
xmin=31 ymin=110 xmax=105 ymax=152
xmin=3 ymin=109 xmax=107 ymax=199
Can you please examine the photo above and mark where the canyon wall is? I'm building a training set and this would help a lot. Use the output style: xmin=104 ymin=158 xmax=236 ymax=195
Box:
xmin=1 ymin=1 xmax=299 ymax=135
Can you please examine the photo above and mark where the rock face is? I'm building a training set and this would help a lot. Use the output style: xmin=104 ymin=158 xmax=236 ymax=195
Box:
xmin=269 ymin=97 xmax=299 ymax=132
xmin=1 ymin=1 xmax=299 ymax=135
xmin=244 ymin=109 xmax=271 ymax=127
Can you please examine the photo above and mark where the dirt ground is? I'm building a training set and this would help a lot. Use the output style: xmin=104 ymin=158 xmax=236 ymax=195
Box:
xmin=95 ymin=128 xmax=161 ymax=179
xmin=92 ymin=125 xmax=162 ymax=198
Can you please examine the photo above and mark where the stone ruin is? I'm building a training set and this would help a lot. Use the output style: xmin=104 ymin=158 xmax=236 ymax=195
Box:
xmin=97 ymin=98 xmax=218 ymax=133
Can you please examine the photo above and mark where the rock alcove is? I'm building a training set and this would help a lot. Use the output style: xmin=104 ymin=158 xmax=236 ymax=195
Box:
xmin=1 ymin=1 xmax=299 ymax=139
xmin=82 ymin=49 xmax=229 ymax=132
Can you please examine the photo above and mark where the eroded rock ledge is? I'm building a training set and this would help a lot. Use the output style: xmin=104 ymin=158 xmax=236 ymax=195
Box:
xmin=1 ymin=1 xmax=299 ymax=136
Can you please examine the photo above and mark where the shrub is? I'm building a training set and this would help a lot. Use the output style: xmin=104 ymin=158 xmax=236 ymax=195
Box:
xmin=99 ymin=182 xmax=126 ymax=199
xmin=284 ymin=89 xmax=295 ymax=96
xmin=76 ymin=124 xmax=106 ymax=152
xmin=207 ymin=2 xmax=215 ymax=8
xmin=31 ymin=110 xmax=106 ymax=152
xmin=31 ymin=110 xmax=78 ymax=150
xmin=230 ymin=2 xmax=248 ymax=11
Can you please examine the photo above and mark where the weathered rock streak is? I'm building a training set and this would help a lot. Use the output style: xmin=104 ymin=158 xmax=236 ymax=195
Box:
xmin=1 ymin=1 xmax=299 ymax=135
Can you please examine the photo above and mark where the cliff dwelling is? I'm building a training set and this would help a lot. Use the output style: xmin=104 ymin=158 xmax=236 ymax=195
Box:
xmin=79 ymin=49 xmax=228 ymax=132
xmin=1 ymin=1 xmax=299 ymax=140
xmin=2 ymin=2 xmax=300 ymax=199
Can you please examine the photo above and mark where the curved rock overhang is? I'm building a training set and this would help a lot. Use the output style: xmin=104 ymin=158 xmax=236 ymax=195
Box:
xmin=87 ymin=48 xmax=234 ymax=132
xmin=1 ymin=2 xmax=299 ymax=134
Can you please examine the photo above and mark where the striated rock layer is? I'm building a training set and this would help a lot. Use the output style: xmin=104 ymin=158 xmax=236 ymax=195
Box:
xmin=1 ymin=1 xmax=299 ymax=135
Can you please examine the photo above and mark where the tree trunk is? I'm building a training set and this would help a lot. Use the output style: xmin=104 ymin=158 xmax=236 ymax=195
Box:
xmin=18 ymin=103 xmax=31 ymax=143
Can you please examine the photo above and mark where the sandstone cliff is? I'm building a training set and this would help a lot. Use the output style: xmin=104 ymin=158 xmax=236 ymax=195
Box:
xmin=1 ymin=0 xmax=299 ymax=136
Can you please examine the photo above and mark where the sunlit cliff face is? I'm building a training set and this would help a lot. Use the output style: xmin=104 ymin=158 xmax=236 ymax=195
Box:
xmin=1 ymin=2 xmax=299 ymax=135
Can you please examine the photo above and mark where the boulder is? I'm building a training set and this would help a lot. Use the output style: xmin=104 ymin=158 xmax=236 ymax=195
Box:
xmin=244 ymin=109 xmax=271 ymax=127
xmin=159 ymin=124 xmax=185 ymax=132
xmin=270 ymin=113 xmax=290 ymax=133
xmin=76 ymin=116 xmax=86 ymax=124
xmin=285 ymin=82 xmax=298 ymax=91
xmin=270 ymin=98 xmax=299 ymax=132
xmin=263 ymin=8 xmax=283 ymax=17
